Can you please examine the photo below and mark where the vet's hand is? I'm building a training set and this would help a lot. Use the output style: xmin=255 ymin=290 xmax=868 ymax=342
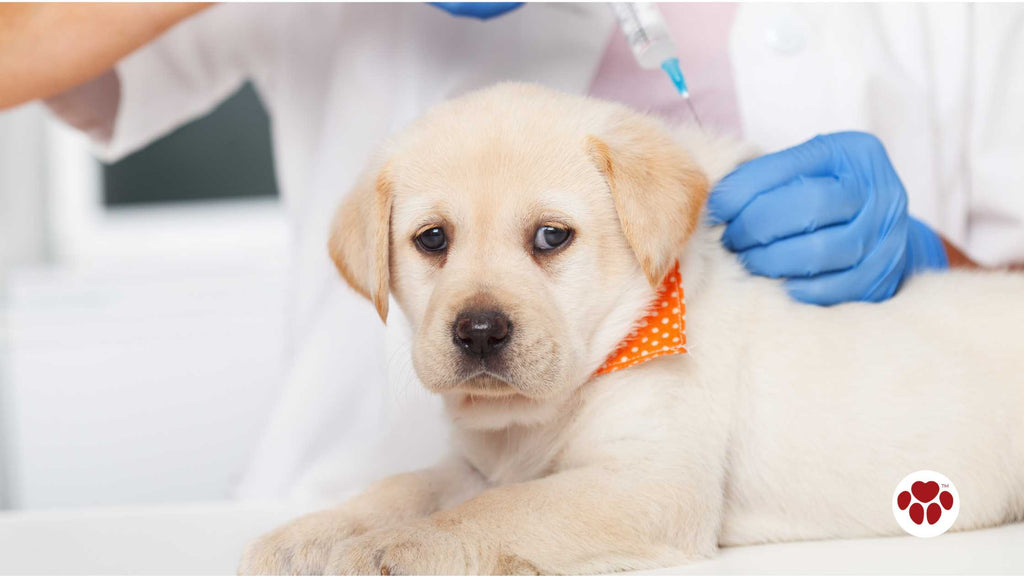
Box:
xmin=708 ymin=132 xmax=948 ymax=306
xmin=429 ymin=2 xmax=523 ymax=20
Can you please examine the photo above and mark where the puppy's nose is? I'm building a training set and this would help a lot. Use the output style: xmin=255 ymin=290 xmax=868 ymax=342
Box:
xmin=453 ymin=309 xmax=511 ymax=358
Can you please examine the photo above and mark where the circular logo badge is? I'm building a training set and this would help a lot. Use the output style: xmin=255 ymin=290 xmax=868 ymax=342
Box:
xmin=892 ymin=470 xmax=959 ymax=537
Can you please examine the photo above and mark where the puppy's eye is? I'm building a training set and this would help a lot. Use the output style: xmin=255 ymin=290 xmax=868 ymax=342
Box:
xmin=416 ymin=227 xmax=447 ymax=252
xmin=533 ymin=225 xmax=572 ymax=252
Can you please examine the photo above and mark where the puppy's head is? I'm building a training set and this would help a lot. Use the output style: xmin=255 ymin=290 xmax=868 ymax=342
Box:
xmin=330 ymin=84 xmax=708 ymax=429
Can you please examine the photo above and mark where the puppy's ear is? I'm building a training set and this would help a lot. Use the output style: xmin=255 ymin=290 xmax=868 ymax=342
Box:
xmin=587 ymin=112 xmax=709 ymax=287
xmin=328 ymin=161 xmax=394 ymax=323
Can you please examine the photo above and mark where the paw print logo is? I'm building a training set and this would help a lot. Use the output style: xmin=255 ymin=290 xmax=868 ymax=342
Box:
xmin=892 ymin=470 xmax=960 ymax=538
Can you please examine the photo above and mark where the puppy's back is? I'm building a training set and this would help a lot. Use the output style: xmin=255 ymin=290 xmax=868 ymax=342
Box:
xmin=715 ymin=261 xmax=1024 ymax=545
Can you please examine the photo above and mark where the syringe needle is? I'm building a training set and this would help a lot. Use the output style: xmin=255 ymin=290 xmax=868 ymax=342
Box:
xmin=612 ymin=5 xmax=704 ymax=129
xmin=683 ymin=93 xmax=703 ymax=129
xmin=660 ymin=58 xmax=704 ymax=129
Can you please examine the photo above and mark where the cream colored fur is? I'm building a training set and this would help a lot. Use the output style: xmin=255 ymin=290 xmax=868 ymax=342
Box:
xmin=240 ymin=84 xmax=1024 ymax=575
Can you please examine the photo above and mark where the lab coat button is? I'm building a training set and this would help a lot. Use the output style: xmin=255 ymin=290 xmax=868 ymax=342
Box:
xmin=764 ymin=16 xmax=808 ymax=56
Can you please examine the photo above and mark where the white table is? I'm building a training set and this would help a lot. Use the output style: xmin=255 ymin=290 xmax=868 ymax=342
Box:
xmin=0 ymin=502 xmax=1021 ymax=574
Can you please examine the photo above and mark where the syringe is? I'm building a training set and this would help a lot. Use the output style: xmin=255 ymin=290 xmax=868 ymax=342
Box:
xmin=609 ymin=2 xmax=703 ymax=127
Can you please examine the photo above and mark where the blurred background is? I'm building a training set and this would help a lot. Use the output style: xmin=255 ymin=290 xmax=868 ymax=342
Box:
xmin=0 ymin=83 xmax=288 ymax=510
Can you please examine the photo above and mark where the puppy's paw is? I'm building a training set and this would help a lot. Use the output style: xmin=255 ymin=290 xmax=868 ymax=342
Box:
xmin=326 ymin=522 xmax=497 ymax=575
xmin=238 ymin=510 xmax=371 ymax=575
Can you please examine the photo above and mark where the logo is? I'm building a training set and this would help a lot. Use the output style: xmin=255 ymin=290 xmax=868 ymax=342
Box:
xmin=892 ymin=470 xmax=959 ymax=537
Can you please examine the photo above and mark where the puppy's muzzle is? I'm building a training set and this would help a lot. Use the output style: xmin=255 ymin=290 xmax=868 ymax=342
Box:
xmin=453 ymin=308 xmax=511 ymax=359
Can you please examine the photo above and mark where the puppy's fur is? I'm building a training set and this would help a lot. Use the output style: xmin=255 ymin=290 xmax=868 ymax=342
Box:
xmin=241 ymin=84 xmax=1024 ymax=575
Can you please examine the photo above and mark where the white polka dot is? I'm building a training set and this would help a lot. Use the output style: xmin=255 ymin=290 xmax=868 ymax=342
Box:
xmin=620 ymin=356 xmax=629 ymax=363
xmin=651 ymin=340 xmax=659 ymax=346
xmin=672 ymin=308 xmax=680 ymax=314
xmin=661 ymin=301 xmax=668 ymax=307
xmin=641 ymin=350 xmax=648 ymax=356
xmin=673 ymin=337 xmax=680 ymax=342
xmin=631 ymin=347 xmax=639 ymax=353
xmin=662 ymin=346 xmax=670 ymax=351
xmin=672 ymin=323 xmax=679 ymax=329
xmin=671 ymin=291 xmax=678 ymax=298
xmin=661 ymin=318 xmax=669 ymax=324
xmin=642 ymin=337 xmax=648 ymax=343
xmin=652 ymin=327 xmax=659 ymax=333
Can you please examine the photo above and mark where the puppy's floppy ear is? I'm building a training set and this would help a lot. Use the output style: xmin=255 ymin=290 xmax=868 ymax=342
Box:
xmin=328 ymin=161 xmax=394 ymax=323
xmin=587 ymin=111 xmax=709 ymax=287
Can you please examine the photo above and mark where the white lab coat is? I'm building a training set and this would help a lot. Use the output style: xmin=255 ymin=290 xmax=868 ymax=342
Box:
xmin=90 ymin=3 xmax=1023 ymax=500
xmin=732 ymin=4 xmax=1024 ymax=267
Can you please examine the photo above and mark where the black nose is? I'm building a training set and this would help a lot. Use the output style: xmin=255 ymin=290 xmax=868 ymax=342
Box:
xmin=453 ymin=309 xmax=511 ymax=358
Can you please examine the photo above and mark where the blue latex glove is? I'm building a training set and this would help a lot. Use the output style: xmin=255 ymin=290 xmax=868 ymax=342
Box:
xmin=429 ymin=2 xmax=523 ymax=20
xmin=708 ymin=132 xmax=948 ymax=306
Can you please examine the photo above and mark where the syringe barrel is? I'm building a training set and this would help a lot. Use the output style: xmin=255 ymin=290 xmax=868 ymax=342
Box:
xmin=610 ymin=2 xmax=678 ymax=70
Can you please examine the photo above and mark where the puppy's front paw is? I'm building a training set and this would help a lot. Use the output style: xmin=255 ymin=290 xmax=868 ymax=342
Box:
xmin=238 ymin=510 xmax=370 ymax=575
xmin=327 ymin=522 xmax=500 ymax=575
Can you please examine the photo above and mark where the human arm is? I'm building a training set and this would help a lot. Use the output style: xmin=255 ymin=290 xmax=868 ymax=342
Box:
xmin=0 ymin=3 xmax=211 ymax=110
xmin=940 ymin=237 xmax=979 ymax=269
xmin=0 ymin=0 xmax=520 ymax=110
xmin=11 ymin=3 xmax=278 ymax=161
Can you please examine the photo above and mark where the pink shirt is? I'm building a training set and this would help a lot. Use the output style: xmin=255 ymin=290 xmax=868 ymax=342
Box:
xmin=589 ymin=3 xmax=741 ymax=136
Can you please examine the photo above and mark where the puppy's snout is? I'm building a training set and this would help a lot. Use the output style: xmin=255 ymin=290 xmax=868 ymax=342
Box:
xmin=453 ymin=309 xmax=511 ymax=358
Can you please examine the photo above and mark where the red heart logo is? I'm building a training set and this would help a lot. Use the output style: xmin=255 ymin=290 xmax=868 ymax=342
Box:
xmin=912 ymin=481 xmax=940 ymax=503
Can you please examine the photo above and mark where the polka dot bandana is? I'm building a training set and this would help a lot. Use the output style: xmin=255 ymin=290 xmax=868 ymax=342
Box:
xmin=595 ymin=261 xmax=686 ymax=376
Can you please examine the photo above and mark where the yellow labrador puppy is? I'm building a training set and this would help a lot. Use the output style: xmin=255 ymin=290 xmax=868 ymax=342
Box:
xmin=240 ymin=83 xmax=1024 ymax=575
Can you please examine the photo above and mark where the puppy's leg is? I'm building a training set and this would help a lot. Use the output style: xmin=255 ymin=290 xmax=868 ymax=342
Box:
xmin=238 ymin=458 xmax=486 ymax=575
xmin=328 ymin=466 xmax=720 ymax=575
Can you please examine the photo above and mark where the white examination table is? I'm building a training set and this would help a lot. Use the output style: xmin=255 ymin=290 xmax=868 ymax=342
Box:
xmin=0 ymin=502 xmax=1021 ymax=574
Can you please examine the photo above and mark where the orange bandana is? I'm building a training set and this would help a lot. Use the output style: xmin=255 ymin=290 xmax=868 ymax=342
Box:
xmin=595 ymin=261 xmax=687 ymax=376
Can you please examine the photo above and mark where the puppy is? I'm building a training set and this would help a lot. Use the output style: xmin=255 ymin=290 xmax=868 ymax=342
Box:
xmin=240 ymin=83 xmax=1024 ymax=575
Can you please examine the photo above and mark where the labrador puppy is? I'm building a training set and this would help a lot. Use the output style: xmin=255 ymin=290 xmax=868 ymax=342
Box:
xmin=240 ymin=83 xmax=1024 ymax=575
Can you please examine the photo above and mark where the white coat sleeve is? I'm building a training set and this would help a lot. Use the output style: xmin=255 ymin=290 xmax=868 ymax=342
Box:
xmin=95 ymin=3 xmax=282 ymax=162
xmin=965 ymin=4 xmax=1024 ymax=266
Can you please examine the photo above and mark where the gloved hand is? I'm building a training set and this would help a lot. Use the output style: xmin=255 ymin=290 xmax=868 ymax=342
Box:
xmin=708 ymin=132 xmax=948 ymax=306
xmin=429 ymin=2 xmax=523 ymax=20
